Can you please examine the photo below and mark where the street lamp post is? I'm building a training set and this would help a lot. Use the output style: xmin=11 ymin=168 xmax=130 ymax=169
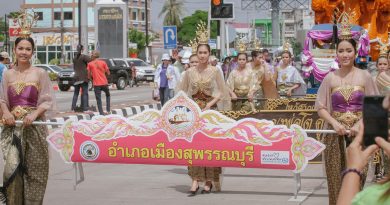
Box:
xmin=4 ymin=14 xmax=8 ymax=53
xmin=123 ymin=0 xmax=129 ymax=57
xmin=78 ymin=0 xmax=81 ymax=46
xmin=60 ymin=0 xmax=65 ymax=64
xmin=145 ymin=0 xmax=150 ymax=63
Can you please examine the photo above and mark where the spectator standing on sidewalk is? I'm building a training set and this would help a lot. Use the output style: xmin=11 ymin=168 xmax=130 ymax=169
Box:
xmin=71 ymin=44 xmax=91 ymax=112
xmin=87 ymin=50 xmax=111 ymax=115
xmin=154 ymin=53 xmax=180 ymax=105
xmin=0 ymin=51 xmax=10 ymax=82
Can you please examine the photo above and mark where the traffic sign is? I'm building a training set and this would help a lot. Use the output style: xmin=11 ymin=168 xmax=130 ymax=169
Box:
xmin=209 ymin=39 xmax=217 ymax=49
xmin=163 ymin=26 xmax=177 ymax=49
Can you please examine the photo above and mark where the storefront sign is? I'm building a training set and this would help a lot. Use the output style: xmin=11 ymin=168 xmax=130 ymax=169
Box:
xmin=42 ymin=34 xmax=77 ymax=46
xmin=48 ymin=92 xmax=325 ymax=173
xmin=8 ymin=18 xmax=20 ymax=41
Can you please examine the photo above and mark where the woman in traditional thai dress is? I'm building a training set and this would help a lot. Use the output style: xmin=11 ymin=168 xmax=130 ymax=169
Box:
xmin=226 ymin=51 xmax=255 ymax=111
xmin=246 ymin=50 xmax=278 ymax=109
xmin=180 ymin=42 xmax=225 ymax=196
xmin=375 ymin=53 xmax=390 ymax=179
xmin=275 ymin=47 xmax=306 ymax=97
xmin=376 ymin=55 xmax=390 ymax=94
xmin=315 ymin=37 xmax=379 ymax=205
xmin=0 ymin=36 xmax=56 ymax=204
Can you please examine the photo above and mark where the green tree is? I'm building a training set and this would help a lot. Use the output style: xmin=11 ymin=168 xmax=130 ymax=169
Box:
xmin=8 ymin=12 xmax=22 ymax=19
xmin=158 ymin=0 xmax=184 ymax=27
xmin=128 ymin=28 xmax=153 ymax=53
xmin=0 ymin=17 xmax=5 ymax=42
xmin=178 ymin=10 xmax=217 ymax=46
xmin=291 ymin=39 xmax=302 ymax=57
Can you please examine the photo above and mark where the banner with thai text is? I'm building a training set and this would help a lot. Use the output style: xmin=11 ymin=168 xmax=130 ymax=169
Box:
xmin=47 ymin=92 xmax=325 ymax=173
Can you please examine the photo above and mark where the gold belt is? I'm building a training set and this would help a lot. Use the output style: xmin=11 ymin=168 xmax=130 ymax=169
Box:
xmin=234 ymin=88 xmax=249 ymax=97
xmin=278 ymin=84 xmax=293 ymax=94
xmin=332 ymin=111 xmax=362 ymax=128
xmin=192 ymin=91 xmax=212 ymax=110
xmin=11 ymin=106 xmax=36 ymax=119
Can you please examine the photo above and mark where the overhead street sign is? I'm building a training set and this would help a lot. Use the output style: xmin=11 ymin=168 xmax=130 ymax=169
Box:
xmin=163 ymin=26 xmax=177 ymax=49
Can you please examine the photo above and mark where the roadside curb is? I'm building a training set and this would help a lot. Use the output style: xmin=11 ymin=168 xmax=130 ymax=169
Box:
xmin=46 ymin=103 xmax=162 ymax=129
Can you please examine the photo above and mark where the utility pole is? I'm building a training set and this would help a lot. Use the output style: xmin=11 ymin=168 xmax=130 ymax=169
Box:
xmin=4 ymin=14 xmax=8 ymax=53
xmin=78 ymin=0 xmax=81 ymax=47
xmin=123 ymin=0 xmax=129 ymax=57
xmin=60 ymin=0 xmax=65 ymax=64
xmin=220 ymin=19 xmax=226 ymax=57
xmin=77 ymin=0 xmax=88 ymax=53
xmin=80 ymin=0 xmax=88 ymax=54
xmin=145 ymin=0 xmax=150 ymax=63
xmin=271 ymin=0 xmax=281 ymax=46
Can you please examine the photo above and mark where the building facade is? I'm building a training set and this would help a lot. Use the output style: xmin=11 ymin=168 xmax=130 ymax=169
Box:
xmin=21 ymin=0 xmax=151 ymax=64
xmin=254 ymin=19 xmax=272 ymax=46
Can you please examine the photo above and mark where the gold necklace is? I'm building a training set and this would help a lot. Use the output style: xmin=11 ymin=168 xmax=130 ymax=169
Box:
xmin=13 ymin=66 xmax=31 ymax=95
xmin=339 ymin=68 xmax=356 ymax=104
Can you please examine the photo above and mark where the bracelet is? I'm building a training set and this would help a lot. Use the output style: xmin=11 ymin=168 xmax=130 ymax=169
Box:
xmin=341 ymin=168 xmax=363 ymax=179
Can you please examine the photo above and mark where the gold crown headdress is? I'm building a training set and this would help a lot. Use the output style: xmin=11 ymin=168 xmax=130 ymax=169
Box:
xmin=189 ymin=38 xmax=198 ymax=54
xmin=195 ymin=21 xmax=209 ymax=45
xmin=16 ymin=9 xmax=39 ymax=38
xmin=253 ymin=38 xmax=261 ymax=51
xmin=336 ymin=9 xmax=356 ymax=40
xmin=283 ymin=40 xmax=291 ymax=52
xmin=236 ymin=39 xmax=247 ymax=53
xmin=379 ymin=44 xmax=390 ymax=57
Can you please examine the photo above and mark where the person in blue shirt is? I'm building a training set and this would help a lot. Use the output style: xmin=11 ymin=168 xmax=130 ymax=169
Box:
xmin=154 ymin=54 xmax=180 ymax=105
xmin=0 ymin=52 xmax=10 ymax=82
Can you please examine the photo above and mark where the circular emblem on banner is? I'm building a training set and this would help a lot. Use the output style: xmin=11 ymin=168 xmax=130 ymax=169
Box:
xmin=167 ymin=105 xmax=195 ymax=131
xmin=160 ymin=93 xmax=202 ymax=141
xmin=80 ymin=141 xmax=99 ymax=161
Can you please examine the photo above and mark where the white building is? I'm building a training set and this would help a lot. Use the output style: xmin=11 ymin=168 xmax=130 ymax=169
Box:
xmin=20 ymin=0 xmax=151 ymax=64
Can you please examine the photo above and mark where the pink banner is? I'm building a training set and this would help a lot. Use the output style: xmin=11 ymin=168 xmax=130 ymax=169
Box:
xmin=48 ymin=92 xmax=325 ymax=173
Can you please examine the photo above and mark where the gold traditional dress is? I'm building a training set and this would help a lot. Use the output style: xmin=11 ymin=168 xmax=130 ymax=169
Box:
xmin=315 ymin=69 xmax=379 ymax=205
xmin=226 ymin=66 xmax=255 ymax=111
xmin=0 ymin=67 xmax=56 ymax=205
xmin=376 ymin=71 xmax=390 ymax=95
xmin=180 ymin=65 xmax=225 ymax=189
xmin=375 ymin=71 xmax=390 ymax=177
xmin=247 ymin=63 xmax=278 ymax=109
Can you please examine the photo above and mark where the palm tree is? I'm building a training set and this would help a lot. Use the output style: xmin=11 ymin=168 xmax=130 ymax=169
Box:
xmin=158 ymin=0 xmax=185 ymax=27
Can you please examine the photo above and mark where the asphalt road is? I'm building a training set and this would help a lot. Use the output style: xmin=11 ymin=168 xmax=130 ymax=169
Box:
xmin=0 ymin=147 xmax=330 ymax=205
xmin=54 ymin=83 xmax=156 ymax=114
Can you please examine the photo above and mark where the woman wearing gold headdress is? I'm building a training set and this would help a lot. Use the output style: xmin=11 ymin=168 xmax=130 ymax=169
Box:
xmin=376 ymin=46 xmax=390 ymax=94
xmin=315 ymin=12 xmax=379 ymax=205
xmin=374 ymin=48 xmax=390 ymax=179
xmin=0 ymin=10 xmax=56 ymax=205
xmin=179 ymin=22 xmax=225 ymax=196
xmin=275 ymin=42 xmax=306 ymax=97
xmin=226 ymin=40 xmax=255 ymax=111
